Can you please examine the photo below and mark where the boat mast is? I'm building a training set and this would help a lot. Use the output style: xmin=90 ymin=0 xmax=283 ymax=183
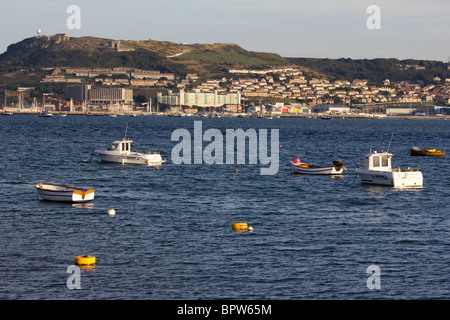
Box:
xmin=387 ymin=131 xmax=395 ymax=153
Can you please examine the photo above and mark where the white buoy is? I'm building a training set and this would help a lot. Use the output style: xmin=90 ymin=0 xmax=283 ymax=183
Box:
xmin=108 ymin=209 xmax=116 ymax=216
xmin=248 ymin=226 xmax=253 ymax=232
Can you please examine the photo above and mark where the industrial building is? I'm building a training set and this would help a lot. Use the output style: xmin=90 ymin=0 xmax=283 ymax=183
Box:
xmin=66 ymin=85 xmax=133 ymax=104
xmin=312 ymin=104 xmax=351 ymax=114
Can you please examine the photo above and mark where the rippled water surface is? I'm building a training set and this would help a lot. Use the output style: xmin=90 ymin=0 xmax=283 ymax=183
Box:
xmin=0 ymin=115 xmax=448 ymax=299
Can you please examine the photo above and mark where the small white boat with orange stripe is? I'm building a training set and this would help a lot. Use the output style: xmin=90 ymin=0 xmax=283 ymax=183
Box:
xmin=289 ymin=158 xmax=346 ymax=175
xmin=35 ymin=183 xmax=95 ymax=203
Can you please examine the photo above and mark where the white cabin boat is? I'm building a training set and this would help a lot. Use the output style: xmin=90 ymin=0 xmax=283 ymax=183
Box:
xmin=290 ymin=158 xmax=346 ymax=175
xmin=35 ymin=183 xmax=95 ymax=202
xmin=356 ymin=151 xmax=423 ymax=187
xmin=39 ymin=111 xmax=53 ymax=117
xmin=95 ymin=139 xmax=164 ymax=166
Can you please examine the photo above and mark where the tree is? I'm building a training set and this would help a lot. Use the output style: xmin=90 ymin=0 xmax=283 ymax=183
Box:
xmin=134 ymin=94 xmax=147 ymax=104
xmin=333 ymin=96 xmax=343 ymax=104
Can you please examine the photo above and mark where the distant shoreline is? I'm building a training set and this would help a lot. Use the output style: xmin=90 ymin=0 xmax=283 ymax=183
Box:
xmin=1 ymin=110 xmax=448 ymax=120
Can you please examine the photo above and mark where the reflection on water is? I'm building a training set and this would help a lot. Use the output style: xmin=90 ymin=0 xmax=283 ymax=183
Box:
xmin=72 ymin=203 xmax=95 ymax=209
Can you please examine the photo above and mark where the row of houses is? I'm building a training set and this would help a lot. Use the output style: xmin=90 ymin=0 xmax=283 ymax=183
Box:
xmin=43 ymin=68 xmax=175 ymax=82
xmin=45 ymin=65 xmax=450 ymax=109
xmin=193 ymin=70 xmax=450 ymax=107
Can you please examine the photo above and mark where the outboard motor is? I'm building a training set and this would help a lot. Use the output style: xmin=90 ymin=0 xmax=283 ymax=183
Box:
xmin=333 ymin=159 xmax=344 ymax=168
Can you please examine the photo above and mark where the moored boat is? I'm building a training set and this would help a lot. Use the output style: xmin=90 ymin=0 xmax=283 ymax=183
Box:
xmin=35 ymin=183 xmax=95 ymax=202
xmin=410 ymin=147 xmax=445 ymax=157
xmin=39 ymin=111 xmax=53 ymax=117
xmin=356 ymin=150 xmax=423 ymax=187
xmin=95 ymin=139 xmax=164 ymax=166
xmin=290 ymin=158 xmax=346 ymax=175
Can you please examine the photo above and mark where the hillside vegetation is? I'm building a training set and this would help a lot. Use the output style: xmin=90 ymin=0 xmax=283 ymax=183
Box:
xmin=0 ymin=35 xmax=448 ymax=89
xmin=287 ymin=57 xmax=448 ymax=85
xmin=0 ymin=36 xmax=289 ymax=75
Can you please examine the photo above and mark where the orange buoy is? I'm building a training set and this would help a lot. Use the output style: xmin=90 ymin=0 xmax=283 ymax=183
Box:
xmin=232 ymin=223 xmax=248 ymax=231
xmin=74 ymin=255 xmax=96 ymax=268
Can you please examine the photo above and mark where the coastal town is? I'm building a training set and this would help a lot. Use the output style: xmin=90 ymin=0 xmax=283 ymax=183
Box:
xmin=2 ymin=65 xmax=450 ymax=118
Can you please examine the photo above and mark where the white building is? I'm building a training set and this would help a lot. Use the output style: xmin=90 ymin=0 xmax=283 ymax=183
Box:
xmin=157 ymin=89 xmax=241 ymax=107
xmin=312 ymin=104 xmax=351 ymax=114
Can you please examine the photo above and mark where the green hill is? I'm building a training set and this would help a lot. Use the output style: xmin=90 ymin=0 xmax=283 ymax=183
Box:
xmin=0 ymin=36 xmax=289 ymax=75
xmin=0 ymin=35 xmax=448 ymax=90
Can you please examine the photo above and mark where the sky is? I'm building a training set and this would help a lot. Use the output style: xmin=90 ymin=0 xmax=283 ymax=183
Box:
xmin=1 ymin=0 xmax=449 ymax=61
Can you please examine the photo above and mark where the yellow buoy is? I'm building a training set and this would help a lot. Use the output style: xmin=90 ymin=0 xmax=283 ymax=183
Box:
xmin=74 ymin=255 xmax=96 ymax=268
xmin=232 ymin=223 xmax=248 ymax=231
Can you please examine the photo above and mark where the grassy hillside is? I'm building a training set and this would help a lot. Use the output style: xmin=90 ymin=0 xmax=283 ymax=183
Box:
xmin=0 ymin=36 xmax=289 ymax=74
xmin=172 ymin=43 xmax=288 ymax=68
xmin=1 ymin=35 xmax=448 ymax=90
xmin=0 ymin=36 xmax=164 ymax=71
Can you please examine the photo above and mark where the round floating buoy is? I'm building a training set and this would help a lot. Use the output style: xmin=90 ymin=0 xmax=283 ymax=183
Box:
xmin=279 ymin=145 xmax=282 ymax=148
xmin=155 ymin=166 xmax=159 ymax=170
xmin=74 ymin=255 xmax=96 ymax=268
xmin=235 ymin=168 xmax=239 ymax=173
xmin=108 ymin=209 xmax=116 ymax=216
xmin=232 ymin=223 xmax=248 ymax=231
xmin=18 ymin=175 xmax=22 ymax=178
xmin=248 ymin=226 xmax=254 ymax=232
xmin=82 ymin=159 xmax=89 ymax=163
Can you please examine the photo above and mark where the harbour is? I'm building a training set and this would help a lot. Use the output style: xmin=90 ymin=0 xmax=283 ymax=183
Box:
xmin=0 ymin=115 xmax=448 ymax=299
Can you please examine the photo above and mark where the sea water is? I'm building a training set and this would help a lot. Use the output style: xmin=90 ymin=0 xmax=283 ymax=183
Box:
xmin=0 ymin=115 xmax=448 ymax=299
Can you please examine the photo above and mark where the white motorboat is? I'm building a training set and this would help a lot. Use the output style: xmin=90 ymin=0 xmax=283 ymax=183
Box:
xmin=35 ymin=183 xmax=95 ymax=202
xmin=290 ymin=158 xmax=346 ymax=175
xmin=356 ymin=150 xmax=423 ymax=187
xmin=39 ymin=111 xmax=53 ymax=117
xmin=95 ymin=139 xmax=164 ymax=166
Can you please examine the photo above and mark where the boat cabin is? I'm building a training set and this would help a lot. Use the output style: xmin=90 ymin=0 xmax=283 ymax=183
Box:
xmin=360 ymin=151 xmax=392 ymax=172
xmin=108 ymin=139 xmax=133 ymax=153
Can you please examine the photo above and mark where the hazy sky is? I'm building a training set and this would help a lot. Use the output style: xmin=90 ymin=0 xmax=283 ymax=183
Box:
xmin=1 ymin=0 xmax=449 ymax=61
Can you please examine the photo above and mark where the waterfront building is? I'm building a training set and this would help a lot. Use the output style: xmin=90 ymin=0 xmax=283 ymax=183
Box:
xmin=157 ymin=89 xmax=241 ymax=108
xmin=312 ymin=104 xmax=351 ymax=114
xmin=88 ymin=88 xmax=133 ymax=104
xmin=66 ymin=85 xmax=133 ymax=104
xmin=66 ymin=85 xmax=91 ymax=102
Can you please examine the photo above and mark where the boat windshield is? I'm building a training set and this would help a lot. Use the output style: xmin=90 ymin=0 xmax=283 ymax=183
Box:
xmin=373 ymin=156 xmax=380 ymax=167
xmin=108 ymin=143 xmax=118 ymax=151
